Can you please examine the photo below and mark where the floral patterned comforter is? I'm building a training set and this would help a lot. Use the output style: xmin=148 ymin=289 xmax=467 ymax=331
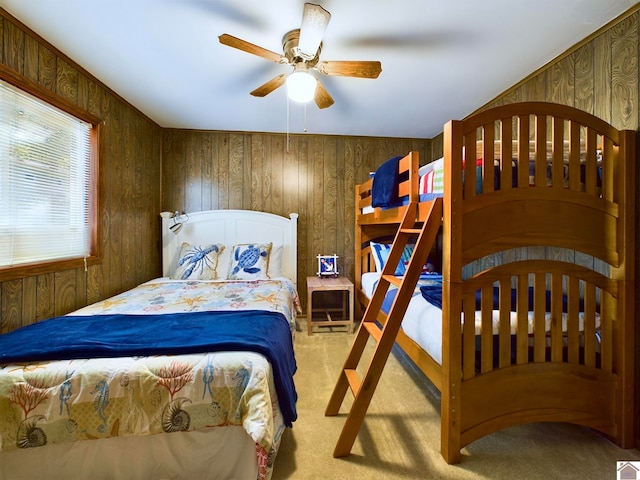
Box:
xmin=0 ymin=278 xmax=300 ymax=480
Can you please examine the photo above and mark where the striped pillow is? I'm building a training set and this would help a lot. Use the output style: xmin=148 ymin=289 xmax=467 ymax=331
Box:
xmin=370 ymin=242 xmax=434 ymax=275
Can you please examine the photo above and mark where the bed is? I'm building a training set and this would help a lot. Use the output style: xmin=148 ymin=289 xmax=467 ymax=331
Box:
xmin=0 ymin=209 xmax=300 ymax=480
xmin=351 ymin=102 xmax=636 ymax=463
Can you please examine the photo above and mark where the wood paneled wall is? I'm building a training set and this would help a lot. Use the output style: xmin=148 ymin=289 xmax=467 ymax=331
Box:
xmin=0 ymin=11 xmax=163 ymax=334
xmin=162 ymin=131 xmax=430 ymax=307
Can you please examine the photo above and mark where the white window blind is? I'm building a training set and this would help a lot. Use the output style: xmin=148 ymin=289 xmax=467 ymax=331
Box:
xmin=0 ymin=79 xmax=92 ymax=268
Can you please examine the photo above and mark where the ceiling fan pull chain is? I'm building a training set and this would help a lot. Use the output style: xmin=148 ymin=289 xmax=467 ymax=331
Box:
xmin=304 ymin=103 xmax=308 ymax=133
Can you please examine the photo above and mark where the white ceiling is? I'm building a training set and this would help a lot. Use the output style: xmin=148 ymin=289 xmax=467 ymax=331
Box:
xmin=2 ymin=1 xmax=638 ymax=139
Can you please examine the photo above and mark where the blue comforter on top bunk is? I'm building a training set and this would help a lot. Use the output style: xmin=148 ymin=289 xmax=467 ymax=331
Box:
xmin=371 ymin=155 xmax=404 ymax=208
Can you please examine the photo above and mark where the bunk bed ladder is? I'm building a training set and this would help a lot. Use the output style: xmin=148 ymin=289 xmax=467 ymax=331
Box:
xmin=325 ymin=198 xmax=443 ymax=457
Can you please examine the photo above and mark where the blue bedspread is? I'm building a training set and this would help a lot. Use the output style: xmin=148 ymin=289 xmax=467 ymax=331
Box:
xmin=379 ymin=275 xmax=442 ymax=313
xmin=372 ymin=155 xmax=403 ymax=208
xmin=0 ymin=310 xmax=298 ymax=426
xmin=420 ymin=284 xmax=579 ymax=313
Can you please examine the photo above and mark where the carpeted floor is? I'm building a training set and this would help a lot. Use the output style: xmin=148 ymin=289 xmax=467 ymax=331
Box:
xmin=271 ymin=322 xmax=640 ymax=479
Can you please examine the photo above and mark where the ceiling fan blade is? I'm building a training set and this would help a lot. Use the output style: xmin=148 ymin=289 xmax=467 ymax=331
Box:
xmin=317 ymin=60 xmax=382 ymax=79
xmin=250 ymin=74 xmax=288 ymax=97
xmin=298 ymin=3 xmax=331 ymax=59
xmin=314 ymin=79 xmax=334 ymax=109
xmin=219 ymin=34 xmax=285 ymax=63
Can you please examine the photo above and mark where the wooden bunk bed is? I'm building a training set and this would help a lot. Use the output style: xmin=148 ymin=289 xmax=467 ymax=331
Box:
xmin=327 ymin=102 xmax=636 ymax=463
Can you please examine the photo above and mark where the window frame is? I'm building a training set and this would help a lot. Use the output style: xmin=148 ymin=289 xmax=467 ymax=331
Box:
xmin=0 ymin=64 xmax=101 ymax=282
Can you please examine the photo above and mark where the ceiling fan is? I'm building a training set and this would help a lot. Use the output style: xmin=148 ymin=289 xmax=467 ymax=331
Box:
xmin=218 ymin=3 xmax=382 ymax=109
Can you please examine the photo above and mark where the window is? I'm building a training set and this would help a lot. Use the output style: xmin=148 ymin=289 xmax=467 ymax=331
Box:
xmin=0 ymin=71 xmax=100 ymax=281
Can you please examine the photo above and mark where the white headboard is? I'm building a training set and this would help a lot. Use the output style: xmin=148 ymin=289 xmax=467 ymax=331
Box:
xmin=160 ymin=210 xmax=299 ymax=288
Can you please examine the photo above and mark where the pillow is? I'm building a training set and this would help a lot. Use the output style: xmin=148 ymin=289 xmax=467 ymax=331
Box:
xmin=418 ymin=158 xmax=444 ymax=194
xmin=227 ymin=243 xmax=272 ymax=280
xmin=370 ymin=241 xmax=434 ymax=275
xmin=218 ymin=243 xmax=283 ymax=279
xmin=419 ymin=169 xmax=435 ymax=194
xmin=268 ymin=244 xmax=284 ymax=277
xmin=216 ymin=247 xmax=230 ymax=280
xmin=171 ymin=243 xmax=224 ymax=280
xmin=395 ymin=245 xmax=436 ymax=275
xmin=370 ymin=241 xmax=391 ymax=273
xmin=418 ymin=157 xmax=443 ymax=177
xmin=432 ymin=166 xmax=444 ymax=194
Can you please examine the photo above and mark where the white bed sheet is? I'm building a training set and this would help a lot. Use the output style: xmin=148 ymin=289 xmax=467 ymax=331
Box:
xmin=362 ymin=272 xmax=598 ymax=367
xmin=363 ymin=272 xmax=444 ymax=364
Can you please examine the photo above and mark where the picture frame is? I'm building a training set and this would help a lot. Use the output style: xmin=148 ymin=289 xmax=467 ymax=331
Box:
xmin=317 ymin=254 xmax=339 ymax=277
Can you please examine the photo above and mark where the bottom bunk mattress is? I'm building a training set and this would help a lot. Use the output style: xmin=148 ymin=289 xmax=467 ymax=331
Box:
xmin=0 ymin=277 xmax=300 ymax=480
xmin=362 ymin=272 xmax=445 ymax=364
xmin=361 ymin=272 xmax=600 ymax=367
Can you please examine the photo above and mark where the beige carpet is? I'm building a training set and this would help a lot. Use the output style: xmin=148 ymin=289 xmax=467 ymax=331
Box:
xmin=272 ymin=322 xmax=640 ymax=480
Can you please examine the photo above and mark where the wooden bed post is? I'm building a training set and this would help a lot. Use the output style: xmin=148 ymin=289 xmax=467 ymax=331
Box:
xmin=440 ymin=119 xmax=465 ymax=463
xmin=354 ymin=186 xmax=364 ymax=320
xmin=615 ymin=129 xmax=636 ymax=448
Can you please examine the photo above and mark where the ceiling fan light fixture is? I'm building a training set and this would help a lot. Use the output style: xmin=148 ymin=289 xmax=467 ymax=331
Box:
xmin=297 ymin=3 xmax=331 ymax=60
xmin=286 ymin=71 xmax=317 ymax=103
xmin=219 ymin=2 xmax=379 ymax=110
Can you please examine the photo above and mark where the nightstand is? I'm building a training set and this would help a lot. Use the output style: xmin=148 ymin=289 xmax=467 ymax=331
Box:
xmin=306 ymin=276 xmax=354 ymax=335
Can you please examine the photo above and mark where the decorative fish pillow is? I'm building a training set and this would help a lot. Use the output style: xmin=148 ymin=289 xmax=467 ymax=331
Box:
xmin=227 ymin=243 xmax=272 ymax=280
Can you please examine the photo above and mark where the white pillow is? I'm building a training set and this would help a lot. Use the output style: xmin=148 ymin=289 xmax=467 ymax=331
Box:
xmin=370 ymin=241 xmax=391 ymax=272
xmin=268 ymin=244 xmax=284 ymax=277
xmin=171 ymin=243 xmax=224 ymax=280
xmin=418 ymin=157 xmax=444 ymax=176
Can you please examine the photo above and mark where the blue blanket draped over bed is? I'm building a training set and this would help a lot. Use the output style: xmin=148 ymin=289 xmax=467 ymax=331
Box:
xmin=372 ymin=155 xmax=404 ymax=208
xmin=420 ymin=283 xmax=579 ymax=313
xmin=378 ymin=275 xmax=442 ymax=314
xmin=0 ymin=310 xmax=298 ymax=427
